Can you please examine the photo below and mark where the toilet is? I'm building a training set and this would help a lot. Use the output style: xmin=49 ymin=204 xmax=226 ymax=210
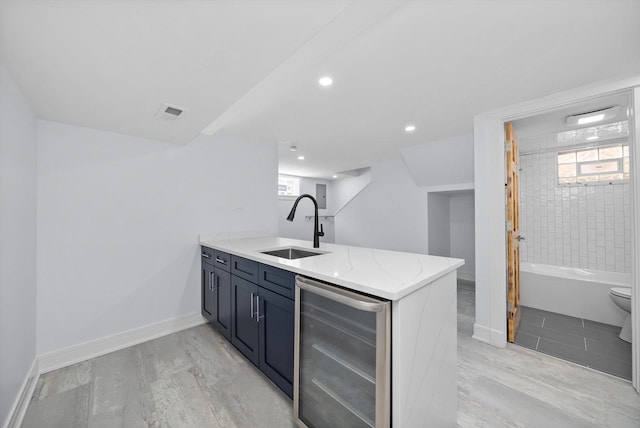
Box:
xmin=609 ymin=287 xmax=632 ymax=343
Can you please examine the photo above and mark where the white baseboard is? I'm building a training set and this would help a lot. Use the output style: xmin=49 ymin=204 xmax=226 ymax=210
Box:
xmin=39 ymin=312 xmax=207 ymax=374
xmin=472 ymin=323 xmax=506 ymax=348
xmin=4 ymin=357 xmax=39 ymax=428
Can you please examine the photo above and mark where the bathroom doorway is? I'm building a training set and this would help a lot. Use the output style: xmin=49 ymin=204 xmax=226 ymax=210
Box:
xmin=509 ymin=92 xmax=633 ymax=380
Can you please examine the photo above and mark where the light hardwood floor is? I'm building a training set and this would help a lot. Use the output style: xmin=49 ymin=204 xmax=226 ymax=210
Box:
xmin=22 ymin=281 xmax=640 ymax=427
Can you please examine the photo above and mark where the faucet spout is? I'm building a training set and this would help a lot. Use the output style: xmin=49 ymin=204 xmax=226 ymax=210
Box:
xmin=286 ymin=194 xmax=324 ymax=248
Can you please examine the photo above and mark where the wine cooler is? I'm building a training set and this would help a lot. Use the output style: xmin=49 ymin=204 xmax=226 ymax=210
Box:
xmin=294 ymin=276 xmax=391 ymax=428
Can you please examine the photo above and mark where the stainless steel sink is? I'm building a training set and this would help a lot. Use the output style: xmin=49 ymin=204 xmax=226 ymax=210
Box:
xmin=260 ymin=247 xmax=325 ymax=260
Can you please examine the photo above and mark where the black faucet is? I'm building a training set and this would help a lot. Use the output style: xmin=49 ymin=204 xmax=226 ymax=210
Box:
xmin=286 ymin=194 xmax=325 ymax=248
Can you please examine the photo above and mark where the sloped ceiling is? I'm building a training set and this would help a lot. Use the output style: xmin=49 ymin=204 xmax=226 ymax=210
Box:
xmin=1 ymin=1 xmax=639 ymax=179
xmin=0 ymin=0 xmax=352 ymax=143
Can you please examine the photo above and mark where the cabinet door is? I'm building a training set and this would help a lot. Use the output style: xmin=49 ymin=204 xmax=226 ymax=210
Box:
xmin=231 ymin=275 xmax=259 ymax=365
xmin=214 ymin=269 xmax=231 ymax=340
xmin=202 ymin=262 xmax=215 ymax=322
xmin=259 ymin=287 xmax=294 ymax=398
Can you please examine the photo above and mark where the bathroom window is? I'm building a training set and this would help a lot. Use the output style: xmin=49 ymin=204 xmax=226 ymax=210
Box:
xmin=557 ymin=143 xmax=630 ymax=185
xmin=278 ymin=175 xmax=301 ymax=196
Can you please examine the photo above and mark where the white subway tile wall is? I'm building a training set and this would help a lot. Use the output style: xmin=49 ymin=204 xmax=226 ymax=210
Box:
xmin=519 ymin=150 xmax=631 ymax=273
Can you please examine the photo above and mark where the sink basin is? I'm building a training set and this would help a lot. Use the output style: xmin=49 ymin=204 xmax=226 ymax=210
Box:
xmin=261 ymin=247 xmax=325 ymax=260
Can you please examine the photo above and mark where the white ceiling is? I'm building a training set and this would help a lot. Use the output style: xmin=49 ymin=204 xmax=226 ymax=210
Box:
xmin=0 ymin=0 xmax=352 ymax=143
xmin=1 ymin=1 xmax=640 ymax=179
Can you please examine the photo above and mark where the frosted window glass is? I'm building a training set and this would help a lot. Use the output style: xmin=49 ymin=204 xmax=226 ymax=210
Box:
xmin=580 ymin=161 xmax=619 ymax=175
xmin=598 ymin=173 xmax=624 ymax=181
xmin=559 ymin=177 xmax=577 ymax=184
xmin=558 ymin=152 xmax=576 ymax=164
xmin=558 ymin=163 xmax=576 ymax=177
xmin=577 ymin=149 xmax=598 ymax=162
xmin=599 ymin=146 xmax=623 ymax=160
xmin=577 ymin=175 xmax=598 ymax=183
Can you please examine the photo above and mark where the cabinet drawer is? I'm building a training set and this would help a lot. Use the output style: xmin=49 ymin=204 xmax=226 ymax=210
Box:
xmin=201 ymin=247 xmax=230 ymax=270
xmin=201 ymin=246 xmax=215 ymax=265
xmin=231 ymin=255 xmax=259 ymax=282
xmin=259 ymin=264 xmax=295 ymax=299
xmin=212 ymin=250 xmax=231 ymax=272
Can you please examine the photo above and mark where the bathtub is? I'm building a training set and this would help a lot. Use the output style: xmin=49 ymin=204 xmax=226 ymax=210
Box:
xmin=520 ymin=262 xmax=631 ymax=327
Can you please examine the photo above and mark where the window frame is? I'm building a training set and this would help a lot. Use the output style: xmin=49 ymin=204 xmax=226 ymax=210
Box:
xmin=557 ymin=142 xmax=630 ymax=186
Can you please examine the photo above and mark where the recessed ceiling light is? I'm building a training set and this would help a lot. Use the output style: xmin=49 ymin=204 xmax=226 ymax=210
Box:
xmin=332 ymin=175 xmax=338 ymax=178
xmin=405 ymin=125 xmax=416 ymax=132
xmin=566 ymin=106 xmax=619 ymax=126
xmin=587 ymin=135 xmax=599 ymax=141
xmin=297 ymin=155 xmax=305 ymax=160
xmin=318 ymin=76 xmax=333 ymax=87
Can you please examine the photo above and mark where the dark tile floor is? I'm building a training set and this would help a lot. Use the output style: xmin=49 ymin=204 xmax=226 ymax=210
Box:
xmin=514 ymin=306 xmax=632 ymax=380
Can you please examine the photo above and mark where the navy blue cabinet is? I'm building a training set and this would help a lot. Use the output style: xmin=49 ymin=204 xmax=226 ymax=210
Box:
xmin=231 ymin=255 xmax=259 ymax=282
xmin=231 ymin=275 xmax=260 ymax=365
xmin=259 ymin=264 xmax=296 ymax=300
xmin=202 ymin=262 xmax=216 ymax=319
xmin=214 ymin=269 xmax=231 ymax=339
xmin=259 ymin=287 xmax=294 ymax=397
xmin=203 ymin=247 xmax=295 ymax=398
xmin=201 ymin=250 xmax=231 ymax=340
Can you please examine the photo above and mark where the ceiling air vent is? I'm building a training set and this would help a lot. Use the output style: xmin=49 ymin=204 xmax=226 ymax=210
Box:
xmin=155 ymin=103 xmax=187 ymax=121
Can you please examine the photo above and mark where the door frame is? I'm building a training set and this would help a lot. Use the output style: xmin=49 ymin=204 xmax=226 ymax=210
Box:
xmin=473 ymin=75 xmax=640 ymax=391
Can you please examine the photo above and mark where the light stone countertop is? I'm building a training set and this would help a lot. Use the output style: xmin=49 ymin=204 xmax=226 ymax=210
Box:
xmin=199 ymin=235 xmax=464 ymax=300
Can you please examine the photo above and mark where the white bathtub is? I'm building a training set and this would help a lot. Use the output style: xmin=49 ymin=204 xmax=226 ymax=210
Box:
xmin=520 ymin=262 xmax=630 ymax=327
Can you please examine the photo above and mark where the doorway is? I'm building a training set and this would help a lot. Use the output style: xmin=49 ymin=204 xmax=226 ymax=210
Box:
xmin=508 ymin=93 xmax=633 ymax=380
xmin=472 ymin=78 xmax=640 ymax=392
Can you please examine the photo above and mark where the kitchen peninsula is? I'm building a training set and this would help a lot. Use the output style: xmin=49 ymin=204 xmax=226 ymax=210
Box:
xmin=200 ymin=235 xmax=463 ymax=427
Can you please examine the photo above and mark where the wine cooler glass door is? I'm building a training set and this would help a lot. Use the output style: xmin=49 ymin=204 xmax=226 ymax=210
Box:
xmin=294 ymin=276 xmax=390 ymax=428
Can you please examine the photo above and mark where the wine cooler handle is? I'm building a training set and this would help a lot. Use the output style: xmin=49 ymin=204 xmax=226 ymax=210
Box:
xmin=295 ymin=276 xmax=387 ymax=312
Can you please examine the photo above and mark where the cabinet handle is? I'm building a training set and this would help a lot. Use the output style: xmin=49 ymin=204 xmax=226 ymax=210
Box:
xmin=256 ymin=295 xmax=263 ymax=322
xmin=250 ymin=292 xmax=255 ymax=319
xmin=202 ymin=253 xmax=210 ymax=259
xmin=215 ymin=257 xmax=226 ymax=265
xmin=210 ymin=272 xmax=216 ymax=292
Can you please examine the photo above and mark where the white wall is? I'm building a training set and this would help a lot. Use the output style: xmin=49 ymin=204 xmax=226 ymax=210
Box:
xmin=401 ymin=133 xmax=476 ymax=279
xmin=278 ymin=176 xmax=335 ymax=243
xmin=0 ymin=65 xmax=38 ymax=426
xmin=427 ymin=191 xmax=475 ymax=281
xmin=473 ymin=111 xmax=508 ymax=347
xmin=36 ymin=122 xmax=278 ymax=355
xmin=449 ymin=191 xmax=475 ymax=281
xmin=334 ymin=159 xmax=428 ymax=254
xmin=331 ymin=168 xmax=372 ymax=214
xmin=520 ymin=148 xmax=631 ymax=273
xmin=402 ymin=133 xmax=474 ymax=189
xmin=427 ymin=193 xmax=450 ymax=256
